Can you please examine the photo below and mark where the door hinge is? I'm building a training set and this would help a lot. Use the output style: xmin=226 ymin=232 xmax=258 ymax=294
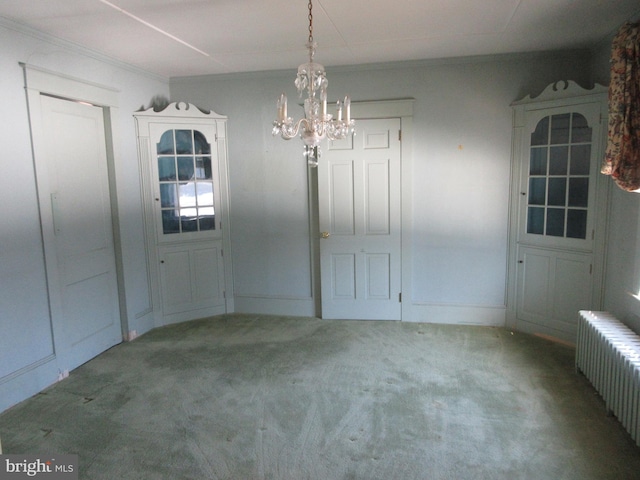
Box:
xmin=590 ymin=264 xmax=593 ymax=274
xmin=592 ymin=229 xmax=595 ymax=240
xmin=221 ymin=249 xmax=223 ymax=257
xmin=399 ymin=130 xmax=402 ymax=141
xmin=399 ymin=292 xmax=402 ymax=303
xmin=223 ymin=290 xmax=226 ymax=298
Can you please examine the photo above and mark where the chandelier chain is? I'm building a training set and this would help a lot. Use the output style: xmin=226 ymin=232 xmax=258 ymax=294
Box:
xmin=308 ymin=0 xmax=313 ymax=44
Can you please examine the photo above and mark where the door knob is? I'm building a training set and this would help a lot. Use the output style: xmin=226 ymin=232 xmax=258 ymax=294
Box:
xmin=321 ymin=231 xmax=330 ymax=239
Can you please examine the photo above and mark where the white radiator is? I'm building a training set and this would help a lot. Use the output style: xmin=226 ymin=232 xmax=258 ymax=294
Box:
xmin=576 ymin=310 xmax=640 ymax=445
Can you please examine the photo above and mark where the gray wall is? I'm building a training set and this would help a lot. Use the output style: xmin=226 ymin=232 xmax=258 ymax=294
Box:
xmin=171 ymin=51 xmax=593 ymax=321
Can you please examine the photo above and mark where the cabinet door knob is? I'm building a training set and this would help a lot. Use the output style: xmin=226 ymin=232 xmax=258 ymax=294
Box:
xmin=321 ymin=231 xmax=330 ymax=239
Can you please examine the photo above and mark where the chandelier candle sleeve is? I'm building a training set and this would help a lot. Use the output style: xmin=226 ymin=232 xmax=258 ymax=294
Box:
xmin=277 ymin=93 xmax=287 ymax=122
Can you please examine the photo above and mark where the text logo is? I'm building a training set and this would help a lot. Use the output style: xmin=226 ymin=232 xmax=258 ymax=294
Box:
xmin=0 ymin=455 xmax=78 ymax=480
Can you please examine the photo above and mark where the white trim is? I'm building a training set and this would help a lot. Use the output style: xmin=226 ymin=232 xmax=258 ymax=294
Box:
xmin=512 ymin=80 xmax=607 ymax=105
xmin=22 ymin=63 xmax=119 ymax=107
xmin=134 ymin=101 xmax=226 ymax=119
xmin=406 ymin=304 xmax=506 ymax=327
xmin=235 ymin=295 xmax=316 ymax=318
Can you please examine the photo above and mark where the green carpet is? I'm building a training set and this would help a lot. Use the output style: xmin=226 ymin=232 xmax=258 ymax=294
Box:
xmin=1 ymin=314 xmax=639 ymax=479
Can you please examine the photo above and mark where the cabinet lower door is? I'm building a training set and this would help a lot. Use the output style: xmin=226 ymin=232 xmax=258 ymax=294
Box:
xmin=516 ymin=246 xmax=592 ymax=336
xmin=159 ymin=241 xmax=226 ymax=321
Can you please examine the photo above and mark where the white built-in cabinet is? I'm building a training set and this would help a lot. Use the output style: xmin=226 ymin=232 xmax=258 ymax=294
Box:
xmin=134 ymin=102 xmax=233 ymax=326
xmin=506 ymin=81 xmax=609 ymax=343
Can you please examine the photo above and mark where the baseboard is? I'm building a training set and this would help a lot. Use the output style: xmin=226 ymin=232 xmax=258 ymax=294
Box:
xmin=234 ymin=295 xmax=316 ymax=317
xmin=403 ymin=303 xmax=506 ymax=326
xmin=513 ymin=318 xmax=577 ymax=345
xmin=0 ymin=357 xmax=59 ymax=414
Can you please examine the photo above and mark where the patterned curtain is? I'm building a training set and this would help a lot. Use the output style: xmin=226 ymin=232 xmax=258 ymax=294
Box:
xmin=601 ymin=22 xmax=640 ymax=191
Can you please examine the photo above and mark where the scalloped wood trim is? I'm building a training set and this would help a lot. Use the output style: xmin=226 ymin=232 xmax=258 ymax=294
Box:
xmin=134 ymin=101 xmax=226 ymax=119
xmin=512 ymin=80 xmax=607 ymax=105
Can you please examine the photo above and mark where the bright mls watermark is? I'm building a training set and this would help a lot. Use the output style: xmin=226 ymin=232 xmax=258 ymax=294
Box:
xmin=0 ymin=455 xmax=77 ymax=479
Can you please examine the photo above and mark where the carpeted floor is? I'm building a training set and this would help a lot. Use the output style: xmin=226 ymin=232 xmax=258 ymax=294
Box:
xmin=1 ymin=314 xmax=639 ymax=479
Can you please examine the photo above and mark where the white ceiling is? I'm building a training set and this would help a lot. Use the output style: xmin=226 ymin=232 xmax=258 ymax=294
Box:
xmin=2 ymin=0 xmax=639 ymax=79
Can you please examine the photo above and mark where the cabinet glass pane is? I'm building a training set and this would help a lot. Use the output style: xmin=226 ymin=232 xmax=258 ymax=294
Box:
xmin=177 ymin=157 xmax=194 ymax=181
xmin=546 ymin=208 xmax=565 ymax=236
xmin=157 ymin=131 xmax=174 ymax=155
xmin=195 ymin=156 xmax=212 ymax=179
xmin=529 ymin=178 xmax=546 ymax=205
xmin=199 ymin=215 xmax=216 ymax=231
xmin=181 ymin=214 xmax=198 ymax=232
xmin=160 ymin=183 xmax=176 ymax=208
xmin=567 ymin=209 xmax=587 ymax=239
xmin=175 ymin=130 xmax=193 ymax=154
xmin=158 ymin=156 xmax=176 ymax=181
xmin=527 ymin=207 xmax=544 ymax=234
xmin=548 ymin=178 xmax=567 ymax=206
xmin=194 ymin=130 xmax=211 ymax=154
xmin=179 ymin=183 xmax=196 ymax=208
xmin=530 ymin=148 xmax=547 ymax=175
xmin=549 ymin=146 xmax=568 ymax=175
xmin=550 ymin=114 xmax=570 ymax=144
xmin=196 ymin=182 xmax=213 ymax=206
xmin=571 ymin=113 xmax=592 ymax=143
xmin=570 ymin=145 xmax=591 ymax=175
xmin=162 ymin=210 xmax=180 ymax=234
xmin=531 ymin=117 xmax=549 ymax=146
xmin=568 ymin=178 xmax=589 ymax=207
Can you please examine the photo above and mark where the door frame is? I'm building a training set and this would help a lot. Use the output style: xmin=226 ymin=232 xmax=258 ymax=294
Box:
xmin=21 ymin=64 xmax=126 ymax=366
xmin=505 ymin=81 xmax=610 ymax=341
xmin=310 ymin=99 xmax=414 ymax=319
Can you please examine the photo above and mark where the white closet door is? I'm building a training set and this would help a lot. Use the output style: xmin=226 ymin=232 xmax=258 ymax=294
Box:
xmin=40 ymin=94 xmax=122 ymax=370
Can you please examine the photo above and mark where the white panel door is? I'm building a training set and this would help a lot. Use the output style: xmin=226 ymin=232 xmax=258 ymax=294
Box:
xmin=319 ymin=118 xmax=401 ymax=320
xmin=40 ymin=94 xmax=122 ymax=370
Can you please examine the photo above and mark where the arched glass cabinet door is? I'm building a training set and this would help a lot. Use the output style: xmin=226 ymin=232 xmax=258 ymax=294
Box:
xmin=154 ymin=128 xmax=219 ymax=239
xmin=526 ymin=112 xmax=591 ymax=240
xmin=519 ymin=103 xmax=602 ymax=251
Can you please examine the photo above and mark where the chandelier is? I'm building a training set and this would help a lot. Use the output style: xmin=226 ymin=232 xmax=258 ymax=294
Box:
xmin=272 ymin=0 xmax=355 ymax=166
